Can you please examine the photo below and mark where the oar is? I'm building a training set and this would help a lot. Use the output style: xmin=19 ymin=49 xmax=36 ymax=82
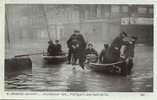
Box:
xmin=14 ymin=52 xmax=45 ymax=58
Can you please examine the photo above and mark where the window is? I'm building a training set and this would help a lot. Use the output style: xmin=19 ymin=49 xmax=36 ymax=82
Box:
xmin=137 ymin=7 xmax=147 ymax=14
xmin=121 ymin=6 xmax=128 ymax=13
xmin=90 ymin=6 xmax=97 ymax=17
xmin=111 ymin=5 xmax=120 ymax=13
xmin=148 ymin=8 xmax=153 ymax=14
xmin=101 ymin=5 xmax=110 ymax=17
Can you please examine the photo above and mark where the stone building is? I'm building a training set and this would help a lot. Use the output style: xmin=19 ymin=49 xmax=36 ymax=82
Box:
xmin=5 ymin=4 xmax=153 ymax=49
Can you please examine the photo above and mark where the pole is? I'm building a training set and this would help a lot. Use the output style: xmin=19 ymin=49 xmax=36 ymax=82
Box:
xmin=5 ymin=6 xmax=10 ymax=48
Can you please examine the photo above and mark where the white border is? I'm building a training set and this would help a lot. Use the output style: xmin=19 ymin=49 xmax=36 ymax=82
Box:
xmin=0 ymin=0 xmax=157 ymax=99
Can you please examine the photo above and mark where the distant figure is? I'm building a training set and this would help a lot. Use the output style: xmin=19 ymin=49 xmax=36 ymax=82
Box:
xmin=99 ymin=44 xmax=109 ymax=64
xmin=47 ymin=40 xmax=54 ymax=56
xmin=53 ymin=40 xmax=62 ymax=56
xmin=67 ymin=30 xmax=86 ymax=69
xmin=85 ymin=43 xmax=98 ymax=63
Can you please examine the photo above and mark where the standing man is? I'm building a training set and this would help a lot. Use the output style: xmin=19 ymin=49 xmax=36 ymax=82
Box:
xmin=67 ymin=30 xmax=86 ymax=69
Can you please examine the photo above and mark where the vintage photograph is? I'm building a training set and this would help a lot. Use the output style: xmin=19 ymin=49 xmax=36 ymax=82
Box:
xmin=5 ymin=4 xmax=153 ymax=92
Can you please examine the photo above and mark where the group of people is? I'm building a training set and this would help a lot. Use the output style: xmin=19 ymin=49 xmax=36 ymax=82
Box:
xmin=47 ymin=30 xmax=138 ymax=70
xmin=47 ymin=40 xmax=62 ymax=56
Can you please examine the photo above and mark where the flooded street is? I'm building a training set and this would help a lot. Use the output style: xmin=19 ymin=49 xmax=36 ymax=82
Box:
xmin=5 ymin=44 xmax=153 ymax=92
xmin=4 ymin=4 xmax=154 ymax=93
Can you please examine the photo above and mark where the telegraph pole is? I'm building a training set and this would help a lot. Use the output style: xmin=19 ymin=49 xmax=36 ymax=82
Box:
xmin=5 ymin=6 xmax=10 ymax=48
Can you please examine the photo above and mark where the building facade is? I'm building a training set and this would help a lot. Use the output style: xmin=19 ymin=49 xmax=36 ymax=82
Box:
xmin=5 ymin=4 xmax=153 ymax=48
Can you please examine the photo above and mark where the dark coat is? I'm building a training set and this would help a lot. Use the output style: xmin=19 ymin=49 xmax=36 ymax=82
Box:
xmin=47 ymin=44 xmax=55 ymax=56
xmin=99 ymin=48 xmax=108 ymax=63
xmin=107 ymin=36 xmax=124 ymax=62
xmin=67 ymin=33 xmax=86 ymax=51
xmin=110 ymin=36 xmax=124 ymax=50
xmin=53 ymin=44 xmax=62 ymax=56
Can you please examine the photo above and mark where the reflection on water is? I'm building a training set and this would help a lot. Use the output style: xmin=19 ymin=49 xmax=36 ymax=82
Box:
xmin=5 ymin=46 xmax=153 ymax=92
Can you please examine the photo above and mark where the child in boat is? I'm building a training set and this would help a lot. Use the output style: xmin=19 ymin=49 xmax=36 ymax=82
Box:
xmin=99 ymin=44 xmax=109 ymax=64
xmin=53 ymin=40 xmax=62 ymax=56
xmin=47 ymin=40 xmax=54 ymax=56
xmin=85 ymin=43 xmax=98 ymax=63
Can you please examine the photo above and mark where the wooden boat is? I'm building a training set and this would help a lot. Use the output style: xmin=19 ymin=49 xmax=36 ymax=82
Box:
xmin=42 ymin=53 xmax=67 ymax=64
xmin=5 ymin=56 xmax=32 ymax=72
xmin=85 ymin=60 xmax=129 ymax=76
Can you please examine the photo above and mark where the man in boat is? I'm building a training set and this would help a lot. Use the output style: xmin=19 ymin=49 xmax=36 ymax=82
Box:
xmin=67 ymin=30 xmax=86 ymax=69
xmin=53 ymin=40 xmax=62 ymax=56
xmin=47 ymin=40 xmax=55 ymax=56
xmin=99 ymin=44 xmax=109 ymax=64
xmin=109 ymin=32 xmax=128 ymax=62
xmin=85 ymin=43 xmax=98 ymax=63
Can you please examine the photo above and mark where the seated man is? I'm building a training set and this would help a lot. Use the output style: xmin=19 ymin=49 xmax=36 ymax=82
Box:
xmin=85 ymin=43 xmax=98 ymax=63
xmin=47 ymin=40 xmax=54 ymax=56
xmin=99 ymin=44 xmax=109 ymax=64
xmin=53 ymin=40 xmax=62 ymax=56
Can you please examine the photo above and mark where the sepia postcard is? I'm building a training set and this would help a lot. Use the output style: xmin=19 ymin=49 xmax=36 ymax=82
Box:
xmin=0 ymin=0 xmax=156 ymax=99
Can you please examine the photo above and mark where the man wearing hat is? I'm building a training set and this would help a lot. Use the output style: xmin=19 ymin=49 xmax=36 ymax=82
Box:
xmin=67 ymin=30 xmax=86 ymax=69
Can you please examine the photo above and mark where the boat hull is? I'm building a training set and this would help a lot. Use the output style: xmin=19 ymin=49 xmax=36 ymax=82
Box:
xmin=42 ymin=55 xmax=67 ymax=64
xmin=85 ymin=61 xmax=129 ymax=76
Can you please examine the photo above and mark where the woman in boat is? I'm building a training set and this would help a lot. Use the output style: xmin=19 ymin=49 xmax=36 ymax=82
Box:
xmin=99 ymin=44 xmax=109 ymax=64
xmin=85 ymin=43 xmax=98 ymax=63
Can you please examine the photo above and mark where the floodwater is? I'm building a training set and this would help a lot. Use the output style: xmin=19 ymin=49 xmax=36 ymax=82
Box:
xmin=5 ymin=45 xmax=153 ymax=92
